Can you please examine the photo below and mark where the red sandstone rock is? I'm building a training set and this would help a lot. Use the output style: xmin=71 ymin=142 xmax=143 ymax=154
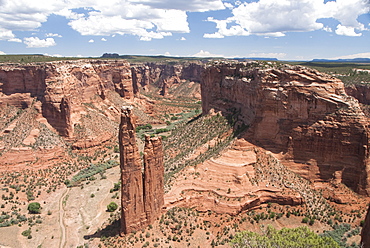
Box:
xmin=362 ymin=204 xmax=370 ymax=247
xmin=143 ymin=135 xmax=164 ymax=224
xmin=131 ymin=62 xmax=203 ymax=94
xmin=0 ymin=60 xmax=134 ymax=138
xmin=201 ymin=61 xmax=370 ymax=195
xmin=119 ymin=107 xmax=147 ymax=234
xmin=119 ymin=107 xmax=164 ymax=235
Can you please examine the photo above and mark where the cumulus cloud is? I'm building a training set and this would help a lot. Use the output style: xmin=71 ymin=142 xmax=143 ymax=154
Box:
xmin=88 ymin=39 xmax=94 ymax=43
xmin=192 ymin=50 xmax=223 ymax=57
xmin=180 ymin=37 xmax=186 ymax=40
xmin=23 ymin=37 xmax=56 ymax=48
xmin=204 ymin=0 xmax=370 ymax=38
xmin=129 ymin=0 xmax=225 ymax=12
xmin=46 ymin=33 xmax=62 ymax=37
xmin=0 ymin=27 xmax=16 ymax=40
xmin=101 ymin=38 xmax=107 ymax=41
xmin=0 ymin=51 xmax=5 ymax=55
xmin=335 ymin=24 xmax=362 ymax=36
xmin=8 ymin=38 xmax=22 ymax=42
xmin=0 ymin=0 xmax=225 ymax=42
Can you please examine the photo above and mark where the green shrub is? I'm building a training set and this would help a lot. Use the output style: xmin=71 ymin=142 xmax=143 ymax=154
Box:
xmin=27 ymin=202 xmax=41 ymax=214
xmin=107 ymin=202 xmax=118 ymax=212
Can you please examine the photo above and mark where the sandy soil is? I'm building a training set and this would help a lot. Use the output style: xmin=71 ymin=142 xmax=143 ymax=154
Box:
xmin=0 ymin=166 xmax=120 ymax=248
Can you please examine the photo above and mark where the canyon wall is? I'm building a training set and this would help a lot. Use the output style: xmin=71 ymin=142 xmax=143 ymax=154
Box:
xmin=119 ymin=107 xmax=164 ymax=234
xmin=131 ymin=62 xmax=203 ymax=96
xmin=361 ymin=204 xmax=370 ymax=247
xmin=201 ymin=61 xmax=370 ymax=195
xmin=345 ymin=84 xmax=370 ymax=105
xmin=0 ymin=60 xmax=133 ymax=137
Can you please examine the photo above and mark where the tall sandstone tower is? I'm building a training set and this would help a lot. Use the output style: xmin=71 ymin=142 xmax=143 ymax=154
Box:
xmin=119 ymin=106 xmax=164 ymax=235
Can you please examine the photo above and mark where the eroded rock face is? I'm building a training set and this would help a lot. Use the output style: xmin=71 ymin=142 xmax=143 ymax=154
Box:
xmin=143 ymin=135 xmax=164 ymax=224
xmin=201 ymin=61 xmax=370 ymax=195
xmin=361 ymin=205 xmax=370 ymax=247
xmin=345 ymin=84 xmax=370 ymax=105
xmin=131 ymin=62 xmax=203 ymax=94
xmin=0 ymin=60 xmax=133 ymax=137
xmin=119 ymin=107 xmax=164 ymax=234
xmin=119 ymin=107 xmax=147 ymax=234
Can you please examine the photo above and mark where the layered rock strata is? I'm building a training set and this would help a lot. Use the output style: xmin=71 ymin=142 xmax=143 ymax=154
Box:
xmin=0 ymin=60 xmax=133 ymax=137
xmin=119 ymin=107 xmax=164 ymax=234
xmin=201 ymin=61 xmax=370 ymax=195
xmin=131 ymin=62 xmax=203 ymax=96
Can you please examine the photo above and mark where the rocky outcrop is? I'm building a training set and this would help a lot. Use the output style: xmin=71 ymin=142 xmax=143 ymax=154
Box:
xmin=362 ymin=204 xmax=370 ymax=247
xmin=131 ymin=62 xmax=203 ymax=95
xmin=0 ymin=60 xmax=133 ymax=137
xmin=119 ymin=107 xmax=164 ymax=235
xmin=119 ymin=106 xmax=147 ymax=234
xmin=143 ymin=135 xmax=164 ymax=224
xmin=345 ymin=84 xmax=370 ymax=105
xmin=201 ymin=61 xmax=370 ymax=195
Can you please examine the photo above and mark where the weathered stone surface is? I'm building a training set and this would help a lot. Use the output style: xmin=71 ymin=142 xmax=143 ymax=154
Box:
xmin=143 ymin=135 xmax=164 ymax=224
xmin=131 ymin=62 xmax=203 ymax=95
xmin=0 ymin=60 xmax=133 ymax=137
xmin=201 ymin=61 xmax=370 ymax=195
xmin=345 ymin=84 xmax=370 ymax=105
xmin=119 ymin=107 xmax=164 ymax=235
xmin=119 ymin=107 xmax=146 ymax=234
xmin=361 ymin=204 xmax=370 ymax=247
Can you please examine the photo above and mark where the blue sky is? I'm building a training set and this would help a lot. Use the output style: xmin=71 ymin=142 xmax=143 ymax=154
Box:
xmin=0 ymin=0 xmax=369 ymax=60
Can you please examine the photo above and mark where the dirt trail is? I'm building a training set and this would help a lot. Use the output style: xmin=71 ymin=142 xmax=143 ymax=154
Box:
xmin=59 ymin=188 xmax=70 ymax=248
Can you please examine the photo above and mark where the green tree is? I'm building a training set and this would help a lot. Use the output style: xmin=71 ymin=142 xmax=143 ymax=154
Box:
xmin=27 ymin=202 xmax=41 ymax=214
xmin=107 ymin=202 xmax=118 ymax=212
xmin=230 ymin=225 xmax=339 ymax=248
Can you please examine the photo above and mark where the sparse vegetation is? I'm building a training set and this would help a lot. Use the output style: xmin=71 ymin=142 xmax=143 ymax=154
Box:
xmin=27 ymin=202 xmax=41 ymax=214
xmin=231 ymin=226 xmax=340 ymax=248
xmin=107 ymin=202 xmax=118 ymax=212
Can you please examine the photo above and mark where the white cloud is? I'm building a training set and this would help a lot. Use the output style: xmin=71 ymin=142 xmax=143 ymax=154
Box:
xmin=192 ymin=50 xmax=223 ymax=57
xmin=88 ymin=39 xmax=94 ymax=43
xmin=46 ymin=33 xmax=62 ymax=37
xmin=335 ymin=24 xmax=362 ymax=36
xmin=8 ymin=38 xmax=22 ymax=42
xmin=0 ymin=0 xmax=223 ymax=42
xmin=180 ymin=37 xmax=186 ymax=40
xmin=23 ymin=37 xmax=56 ymax=48
xmin=248 ymin=52 xmax=286 ymax=59
xmin=0 ymin=27 xmax=16 ymax=40
xmin=322 ymin=26 xmax=333 ymax=32
xmin=101 ymin=38 xmax=107 ymax=41
xmin=129 ymin=0 xmax=225 ymax=12
xmin=0 ymin=51 xmax=5 ymax=55
xmin=204 ymin=0 xmax=370 ymax=38
xmin=164 ymin=52 xmax=171 ymax=56
xmin=331 ymin=52 xmax=370 ymax=59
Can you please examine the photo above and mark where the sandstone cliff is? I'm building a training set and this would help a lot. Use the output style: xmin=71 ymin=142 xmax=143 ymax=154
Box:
xmin=119 ymin=107 xmax=164 ymax=234
xmin=0 ymin=60 xmax=133 ymax=138
xmin=202 ymin=61 xmax=370 ymax=195
xmin=131 ymin=62 xmax=203 ymax=98
xmin=361 ymin=204 xmax=370 ymax=247
xmin=345 ymin=84 xmax=370 ymax=105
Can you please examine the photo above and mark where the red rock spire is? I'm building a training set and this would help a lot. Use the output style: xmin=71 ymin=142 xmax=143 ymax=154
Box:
xmin=119 ymin=106 xmax=164 ymax=235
